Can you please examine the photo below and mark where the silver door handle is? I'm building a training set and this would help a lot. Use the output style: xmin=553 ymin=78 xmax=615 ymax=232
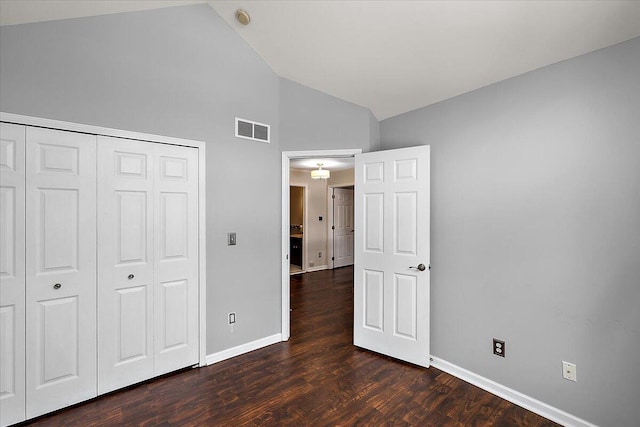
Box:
xmin=409 ymin=263 xmax=426 ymax=271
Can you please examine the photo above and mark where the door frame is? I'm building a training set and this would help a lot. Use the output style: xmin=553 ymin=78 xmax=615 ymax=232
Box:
xmin=0 ymin=112 xmax=208 ymax=368
xmin=281 ymin=149 xmax=361 ymax=340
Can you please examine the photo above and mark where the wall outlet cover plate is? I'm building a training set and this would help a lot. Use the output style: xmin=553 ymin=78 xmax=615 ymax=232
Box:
xmin=562 ymin=361 xmax=577 ymax=382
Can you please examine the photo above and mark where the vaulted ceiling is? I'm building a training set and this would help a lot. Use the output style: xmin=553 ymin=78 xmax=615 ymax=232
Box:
xmin=2 ymin=1 xmax=639 ymax=120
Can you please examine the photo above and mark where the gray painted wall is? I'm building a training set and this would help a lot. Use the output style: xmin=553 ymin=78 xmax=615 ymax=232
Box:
xmin=279 ymin=77 xmax=376 ymax=152
xmin=369 ymin=111 xmax=381 ymax=152
xmin=0 ymin=4 xmax=282 ymax=354
xmin=380 ymin=37 xmax=640 ymax=427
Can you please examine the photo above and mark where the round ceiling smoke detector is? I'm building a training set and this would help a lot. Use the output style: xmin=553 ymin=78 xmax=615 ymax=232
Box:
xmin=235 ymin=9 xmax=251 ymax=26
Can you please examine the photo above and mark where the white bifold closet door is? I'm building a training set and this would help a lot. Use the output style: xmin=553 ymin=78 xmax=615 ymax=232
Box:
xmin=97 ymin=137 xmax=199 ymax=394
xmin=96 ymin=137 xmax=154 ymax=394
xmin=25 ymin=127 xmax=97 ymax=418
xmin=0 ymin=123 xmax=26 ymax=426
xmin=152 ymin=142 xmax=199 ymax=376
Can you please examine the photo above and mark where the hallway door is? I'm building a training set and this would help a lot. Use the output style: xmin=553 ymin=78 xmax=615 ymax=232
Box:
xmin=353 ymin=146 xmax=431 ymax=367
xmin=333 ymin=187 xmax=354 ymax=268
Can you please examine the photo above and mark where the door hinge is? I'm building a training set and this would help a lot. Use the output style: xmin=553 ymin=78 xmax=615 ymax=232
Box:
xmin=332 ymin=257 xmax=334 ymax=261
xmin=331 ymin=225 xmax=335 ymax=230
xmin=332 ymin=194 xmax=335 ymax=199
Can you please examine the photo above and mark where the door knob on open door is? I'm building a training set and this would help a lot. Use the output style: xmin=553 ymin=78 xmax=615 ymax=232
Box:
xmin=410 ymin=263 xmax=426 ymax=271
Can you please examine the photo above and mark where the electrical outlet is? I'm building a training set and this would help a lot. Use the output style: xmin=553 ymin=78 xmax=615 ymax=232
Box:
xmin=562 ymin=361 xmax=577 ymax=382
xmin=227 ymin=232 xmax=237 ymax=246
xmin=493 ymin=338 xmax=505 ymax=357
xmin=318 ymin=252 xmax=322 ymax=258
xmin=228 ymin=312 xmax=236 ymax=324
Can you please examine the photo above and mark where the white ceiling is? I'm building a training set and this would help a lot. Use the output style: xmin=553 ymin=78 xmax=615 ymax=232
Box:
xmin=0 ymin=1 xmax=207 ymax=26
xmin=209 ymin=1 xmax=640 ymax=120
xmin=2 ymin=1 xmax=639 ymax=120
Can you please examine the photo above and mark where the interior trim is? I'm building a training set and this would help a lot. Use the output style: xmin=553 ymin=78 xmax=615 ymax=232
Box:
xmin=206 ymin=333 xmax=282 ymax=365
xmin=430 ymin=356 xmax=596 ymax=427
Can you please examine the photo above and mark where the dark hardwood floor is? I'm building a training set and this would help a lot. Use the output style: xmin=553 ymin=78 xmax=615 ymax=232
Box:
xmin=24 ymin=266 xmax=558 ymax=426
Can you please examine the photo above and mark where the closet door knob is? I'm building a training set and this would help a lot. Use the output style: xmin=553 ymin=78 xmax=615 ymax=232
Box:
xmin=128 ymin=274 xmax=134 ymax=280
xmin=53 ymin=283 xmax=62 ymax=290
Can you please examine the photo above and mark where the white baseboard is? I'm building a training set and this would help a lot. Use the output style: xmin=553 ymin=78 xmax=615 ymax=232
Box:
xmin=206 ymin=333 xmax=282 ymax=365
xmin=429 ymin=356 xmax=596 ymax=427
xmin=306 ymin=265 xmax=328 ymax=272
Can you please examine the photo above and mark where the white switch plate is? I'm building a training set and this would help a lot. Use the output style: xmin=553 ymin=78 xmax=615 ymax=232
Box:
xmin=562 ymin=361 xmax=577 ymax=382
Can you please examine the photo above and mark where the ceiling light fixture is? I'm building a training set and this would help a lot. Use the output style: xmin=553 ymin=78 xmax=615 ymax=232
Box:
xmin=311 ymin=163 xmax=330 ymax=180
xmin=235 ymin=9 xmax=251 ymax=26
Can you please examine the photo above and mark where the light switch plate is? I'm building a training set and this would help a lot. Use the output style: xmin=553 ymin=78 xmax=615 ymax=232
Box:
xmin=228 ymin=232 xmax=237 ymax=246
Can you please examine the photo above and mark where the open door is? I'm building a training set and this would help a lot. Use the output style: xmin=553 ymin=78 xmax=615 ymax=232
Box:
xmin=333 ymin=187 xmax=354 ymax=268
xmin=354 ymin=146 xmax=430 ymax=367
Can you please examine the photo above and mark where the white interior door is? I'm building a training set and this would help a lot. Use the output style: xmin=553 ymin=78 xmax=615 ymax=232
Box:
xmin=25 ymin=127 xmax=97 ymax=417
xmin=0 ymin=123 xmax=26 ymax=427
xmin=97 ymin=136 xmax=154 ymax=394
xmin=153 ymin=143 xmax=199 ymax=375
xmin=333 ymin=187 xmax=354 ymax=268
xmin=354 ymin=146 xmax=430 ymax=367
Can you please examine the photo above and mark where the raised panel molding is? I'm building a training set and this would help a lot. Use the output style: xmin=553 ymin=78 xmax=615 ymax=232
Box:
xmin=364 ymin=193 xmax=384 ymax=253
xmin=37 ymin=189 xmax=79 ymax=273
xmin=394 ymin=192 xmax=417 ymax=256
xmin=394 ymin=158 xmax=417 ymax=182
xmin=37 ymin=144 xmax=79 ymax=174
xmin=160 ymin=156 xmax=187 ymax=180
xmin=116 ymin=286 xmax=148 ymax=364
xmin=116 ymin=152 xmax=147 ymax=178
xmin=0 ymin=305 xmax=16 ymax=397
xmin=394 ymin=274 xmax=417 ymax=340
xmin=38 ymin=297 xmax=79 ymax=386
xmin=159 ymin=279 xmax=188 ymax=352
xmin=0 ymin=139 xmax=16 ymax=170
xmin=160 ymin=193 xmax=188 ymax=261
xmin=0 ymin=187 xmax=15 ymax=278
xmin=363 ymin=270 xmax=384 ymax=332
xmin=116 ymin=191 xmax=148 ymax=265
xmin=364 ymin=162 xmax=384 ymax=183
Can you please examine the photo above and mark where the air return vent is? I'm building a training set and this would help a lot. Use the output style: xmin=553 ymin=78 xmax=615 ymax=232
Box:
xmin=235 ymin=117 xmax=270 ymax=143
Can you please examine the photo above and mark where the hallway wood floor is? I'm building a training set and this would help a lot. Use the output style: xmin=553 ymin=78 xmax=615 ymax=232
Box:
xmin=24 ymin=266 xmax=558 ymax=426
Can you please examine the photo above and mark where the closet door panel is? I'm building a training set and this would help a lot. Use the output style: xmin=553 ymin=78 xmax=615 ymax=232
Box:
xmin=0 ymin=123 xmax=26 ymax=427
xmin=25 ymin=127 xmax=97 ymax=418
xmin=153 ymin=144 xmax=199 ymax=375
xmin=97 ymin=137 xmax=154 ymax=394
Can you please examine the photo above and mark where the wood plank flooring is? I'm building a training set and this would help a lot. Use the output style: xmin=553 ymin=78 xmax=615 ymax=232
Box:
xmin=23 ymin=266 xmax=558 ymax=426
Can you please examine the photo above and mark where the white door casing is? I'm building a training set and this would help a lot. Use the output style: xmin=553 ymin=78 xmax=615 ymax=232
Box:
xmin=354 ymin=146 xmax=430 ymax=367
xmin=97 ymin=136 xmax=154 ymax=394
xmin=153 ymin=143 xmax=199 ymax=375
xmin=0 ymin=123 xmax=26 ymax=427
xmin=25 ymin=127 xmax=97 ymax=418
xmin=333 ymin=188 xmax=354 ymax=268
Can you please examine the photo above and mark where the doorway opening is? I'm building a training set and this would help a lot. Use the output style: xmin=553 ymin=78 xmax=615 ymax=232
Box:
xmin=281 ymin=149 xmax=361 ymax=340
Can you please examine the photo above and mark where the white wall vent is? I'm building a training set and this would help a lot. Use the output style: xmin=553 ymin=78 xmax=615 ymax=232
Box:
xmin=235 ymin=117 xmax=270 ymax=143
